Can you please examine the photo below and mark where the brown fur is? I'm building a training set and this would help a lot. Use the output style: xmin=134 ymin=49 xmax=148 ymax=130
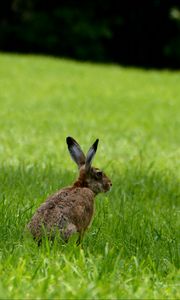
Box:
xmin=27 ymin=138 xmax=112 ymax=244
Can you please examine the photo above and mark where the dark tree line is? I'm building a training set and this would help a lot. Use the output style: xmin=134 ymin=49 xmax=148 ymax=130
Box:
xmin=0 ymin=0 xmax=180 ymax=68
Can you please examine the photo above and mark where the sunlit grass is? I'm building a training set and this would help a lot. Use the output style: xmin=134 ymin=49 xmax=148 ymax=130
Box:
xmin=0 ymin=53 xmax=179 ymax=299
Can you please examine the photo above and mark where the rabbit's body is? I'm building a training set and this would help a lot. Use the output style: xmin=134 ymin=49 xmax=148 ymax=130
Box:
xmin=28 ymin=137 xmax=112 ymax=244
xmin=28 ymin=186 xmax=94 ymax=242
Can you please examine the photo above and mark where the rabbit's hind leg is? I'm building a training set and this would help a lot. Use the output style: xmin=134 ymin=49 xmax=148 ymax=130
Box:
xmin=63 ymin=223 xmax=77 ymax=242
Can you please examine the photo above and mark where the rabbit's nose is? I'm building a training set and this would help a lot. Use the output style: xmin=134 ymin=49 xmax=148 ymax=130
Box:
xmin=107 ymin=182 xmax=112 ymax=190
xmin=108 ymin=182 xmax=112 ymax=192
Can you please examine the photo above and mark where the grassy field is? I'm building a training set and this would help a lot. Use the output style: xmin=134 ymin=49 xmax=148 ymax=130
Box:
xmin=0 ymin=53 xmax=179 ymax=299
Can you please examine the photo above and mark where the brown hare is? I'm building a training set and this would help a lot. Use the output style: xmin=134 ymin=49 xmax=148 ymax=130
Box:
xmin=27 ymin=137 xmax=112 ymax=245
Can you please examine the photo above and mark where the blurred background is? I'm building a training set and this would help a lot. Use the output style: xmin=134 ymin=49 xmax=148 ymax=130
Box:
xmin=1 ymin=0 xmax=180 ymax=69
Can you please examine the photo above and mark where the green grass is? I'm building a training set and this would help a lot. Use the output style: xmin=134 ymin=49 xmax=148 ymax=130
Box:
xmin=0 ymin=53 xmax=180 ymax=299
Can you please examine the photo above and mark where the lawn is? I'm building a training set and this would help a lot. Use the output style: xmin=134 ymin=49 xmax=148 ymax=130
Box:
xmin=0 ymin=53 xmax=179 ymax=299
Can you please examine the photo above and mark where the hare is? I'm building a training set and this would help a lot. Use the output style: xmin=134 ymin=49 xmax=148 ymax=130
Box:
xmin=27 ymin=137 xmax=112 ymax=245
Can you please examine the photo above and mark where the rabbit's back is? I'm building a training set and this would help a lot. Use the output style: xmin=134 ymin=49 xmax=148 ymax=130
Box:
xmin=28 ymin=187 xmax=95 ymax=241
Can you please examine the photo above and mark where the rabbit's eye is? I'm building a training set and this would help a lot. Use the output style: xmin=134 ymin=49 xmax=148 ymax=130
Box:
xmin=96 ymin=171 xmax=103 ymax=178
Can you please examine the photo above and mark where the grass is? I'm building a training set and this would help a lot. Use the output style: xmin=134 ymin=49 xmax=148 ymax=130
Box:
xmin=0 ymin=52 xmax=180 ymax=299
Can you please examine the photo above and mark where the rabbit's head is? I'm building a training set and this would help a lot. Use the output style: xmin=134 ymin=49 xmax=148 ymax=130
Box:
xmin=66 ymin=137 xmax=112 ymax=194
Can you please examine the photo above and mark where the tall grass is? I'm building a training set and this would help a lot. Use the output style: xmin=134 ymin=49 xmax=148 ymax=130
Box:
xmin=0 ymin=53 xmax=179 ymax=299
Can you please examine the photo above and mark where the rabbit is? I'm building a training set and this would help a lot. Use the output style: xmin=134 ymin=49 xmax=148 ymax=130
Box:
xmin=27 ymin=137 xmax=112 ymax=245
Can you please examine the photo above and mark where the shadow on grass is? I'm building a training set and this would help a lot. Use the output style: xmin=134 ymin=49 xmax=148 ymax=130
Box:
xmin=0 ymin=162 xmax=179 ymax=271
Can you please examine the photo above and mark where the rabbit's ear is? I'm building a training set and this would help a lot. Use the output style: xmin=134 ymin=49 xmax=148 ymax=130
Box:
xmin=66 ymin=137 xmax=86 ymax=168
xmin=85 ymin=139 xmax=99 ymax=171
